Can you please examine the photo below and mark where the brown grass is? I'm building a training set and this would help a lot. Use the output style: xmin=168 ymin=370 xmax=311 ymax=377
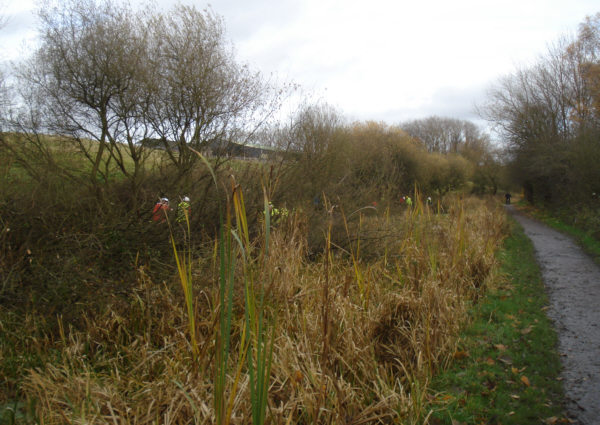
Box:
xmin=14 ymin=195 xmax=506 ymax=424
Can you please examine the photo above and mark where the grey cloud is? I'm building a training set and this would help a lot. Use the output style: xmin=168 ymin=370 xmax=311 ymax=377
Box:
xmin=2 ymin=9 xmax=37 ymax=37
xmin=211 ymin=0 xmax=302 ymax=41
xmin=152 ymin=0 xmax=302 ymax=42
xmin=425 ymin=85 xmax=487 ymax=121
xmin=372 ymin=84 xmax=491 ymax=128
xmin=0 ymin=8 xmax=38 ymax=62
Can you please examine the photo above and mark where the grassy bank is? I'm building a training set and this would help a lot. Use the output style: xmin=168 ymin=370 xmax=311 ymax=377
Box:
xmin=427 ymin=216 xmax=567 ymax=424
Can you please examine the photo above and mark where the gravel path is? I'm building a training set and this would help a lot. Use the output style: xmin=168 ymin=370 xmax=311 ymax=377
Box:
xmin=508 ymin=206 xmax=600 ymax=425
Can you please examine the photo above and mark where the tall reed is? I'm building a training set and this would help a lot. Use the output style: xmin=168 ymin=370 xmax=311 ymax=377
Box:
xmin=340 ymin=204 xmax=377 ymax=306
xmin=167 ymin=211 xmax=198 ymax=363
xmin=190 ymin=148 xmax=244 ymax=423
xmin=232 ymin=182 xmax=275 ymax=425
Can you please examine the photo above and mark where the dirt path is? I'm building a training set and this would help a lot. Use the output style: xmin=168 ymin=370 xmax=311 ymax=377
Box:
xmin=508 ymin=206 xmax=600 ymax=425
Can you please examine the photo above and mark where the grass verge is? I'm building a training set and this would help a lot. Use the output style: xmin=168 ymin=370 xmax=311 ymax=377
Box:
xmin=427 ymin=217 xmax=568 ymax=425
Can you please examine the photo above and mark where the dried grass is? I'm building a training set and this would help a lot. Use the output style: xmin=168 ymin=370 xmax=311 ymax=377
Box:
xmin=17 ymin=196 xmax=506 ymax=424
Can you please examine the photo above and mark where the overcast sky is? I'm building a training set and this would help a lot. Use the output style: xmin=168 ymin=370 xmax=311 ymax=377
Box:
xmin=2 ymin=0 xmax=599 ymax=128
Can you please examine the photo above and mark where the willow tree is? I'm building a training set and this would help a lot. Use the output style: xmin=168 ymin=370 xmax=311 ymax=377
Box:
xmin=15 ymin=0 xmax=153 ymax=198
xmin=143 ymin=5 xmax=280 ymax=180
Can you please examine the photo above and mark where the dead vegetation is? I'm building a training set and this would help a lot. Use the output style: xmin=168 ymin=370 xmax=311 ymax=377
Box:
xmin=9 ymin=195 xmax=506 ymax=424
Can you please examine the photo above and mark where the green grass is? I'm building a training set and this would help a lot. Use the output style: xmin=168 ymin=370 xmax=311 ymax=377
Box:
xmin=1 ymin=132 xmax=163 ymax=184
xmin=427 ymin=217 xmax=567 ymax=424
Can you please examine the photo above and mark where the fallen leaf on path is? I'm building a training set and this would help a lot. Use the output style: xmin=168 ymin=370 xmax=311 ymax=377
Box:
xmin=520 ymin=375 xmax=531 ymax=387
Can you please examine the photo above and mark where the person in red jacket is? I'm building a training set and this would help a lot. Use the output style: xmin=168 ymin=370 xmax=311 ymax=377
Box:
xmin=152 ymin=198 xmax=171 ymax=222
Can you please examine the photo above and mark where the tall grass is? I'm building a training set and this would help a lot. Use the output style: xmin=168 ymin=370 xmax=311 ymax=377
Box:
xmin=233 ymin=183 xmax=275 ymax=425
xmin=340 ymin=205 xmax=374 ymax=307
xmin=167 ymin=210 xmax=198 ymax=363
xmin=214 ymin=192 xmax=238 ymax=424
xmin=7 ymin=193 xmax=506 ymax=424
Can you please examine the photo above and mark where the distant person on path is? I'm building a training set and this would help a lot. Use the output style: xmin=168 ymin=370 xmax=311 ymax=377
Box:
xmin=505 ymin=192 xmax=512 ymax=205
xmin=177 ymin=196 xmax=191 ymax=223
xmin=426 ymin=196 xmax=432 ymax=206
xmin=152 ymin=198 xmax=171 ymax=222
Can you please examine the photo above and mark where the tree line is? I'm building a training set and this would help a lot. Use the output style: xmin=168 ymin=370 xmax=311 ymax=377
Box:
xmin=481 ymin=13 xmax=600 ymax=207
xmin=0 ymin=0 xmax=500 ymax=212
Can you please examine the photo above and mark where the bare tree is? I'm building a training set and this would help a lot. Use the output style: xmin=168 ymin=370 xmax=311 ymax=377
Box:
xmin=15 ymin=0 xmax=152 ymax=199
xmin=13 ymin=0 xmax=285 ymax=205
xmin=275 ymin=103 xmax=346 ymax=203
xmin=0 ymin=2 xmax=9 ymax=127
xmin=570 ymin=13 xmax=600 ymax=129
xmin=481 ymin=13 xmax=600 ymax=204
xmin=143 ymin=5 xmax=282 ymax=178
xmin=401 ymin=116 xmax=487 ymax=154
